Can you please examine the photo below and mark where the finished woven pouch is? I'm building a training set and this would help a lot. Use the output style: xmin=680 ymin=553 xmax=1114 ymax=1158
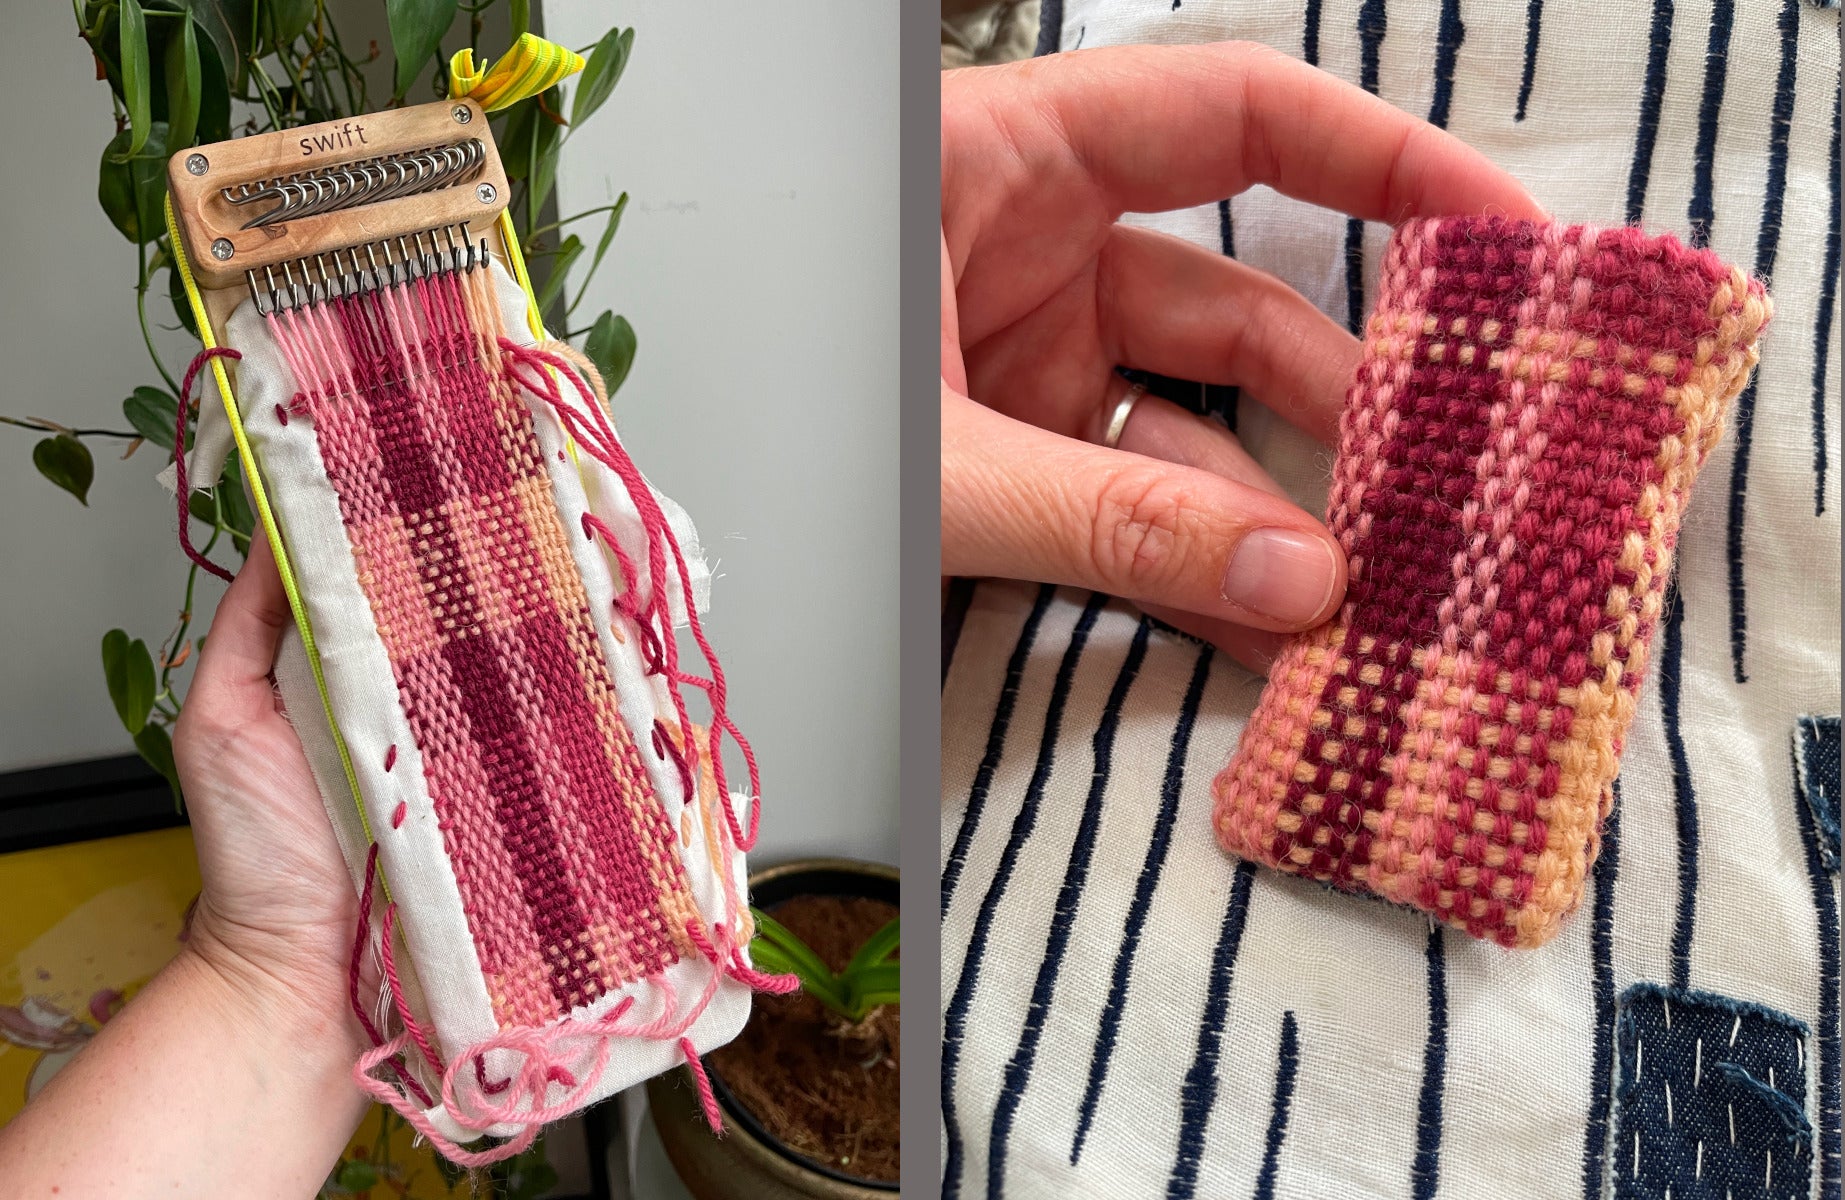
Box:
xmin=1211 ymin=217 xmax=1770 ymax=949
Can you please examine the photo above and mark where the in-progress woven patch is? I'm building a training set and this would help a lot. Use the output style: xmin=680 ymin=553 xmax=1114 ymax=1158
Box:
xmin=1795 ymin=715 xmax=1841 ymax=873
xmin=1612 ymin=984 xmax=1811 ymax=1200
xmin=1213 ymin=217 xmax=1770 ymax=948
xmin=270 ymin=263 xmax=697 ymax=1027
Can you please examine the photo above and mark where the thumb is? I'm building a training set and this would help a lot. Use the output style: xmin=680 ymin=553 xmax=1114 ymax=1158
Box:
xmin=178 ymin=531 xmax=292 ymax=741
xmin=942 ymin=388 xmax=1345 ymax=631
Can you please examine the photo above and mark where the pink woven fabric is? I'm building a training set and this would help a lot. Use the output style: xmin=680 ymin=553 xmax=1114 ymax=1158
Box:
xmin=1213 ymin=217 xmax=1771 ymax=948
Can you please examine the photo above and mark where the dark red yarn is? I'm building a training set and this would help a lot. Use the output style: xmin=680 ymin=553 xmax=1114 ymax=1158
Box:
xmin=173 ymin=346 xmax=243 ymax=584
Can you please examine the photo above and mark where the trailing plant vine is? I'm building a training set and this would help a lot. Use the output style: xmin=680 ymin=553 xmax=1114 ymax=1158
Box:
xmin=28 ymin=0 xmax=638 ymax=814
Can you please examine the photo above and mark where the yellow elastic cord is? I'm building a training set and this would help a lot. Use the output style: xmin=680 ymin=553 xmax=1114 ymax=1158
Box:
xmin=163 ymin=194 xmax=381 ymax=867
xmin=448 ymin=34 xmax=585 ymax=113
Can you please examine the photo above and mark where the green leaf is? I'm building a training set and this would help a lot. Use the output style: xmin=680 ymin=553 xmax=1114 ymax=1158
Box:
xmin=584 ymin=311 xmax=637 ymax=398
xmin=386 ymin=0 xmax=459 ymax=99
xmin=843 ymin=962 xmax=900 ymax=1017
xmin=258 ymin=0 xmax=316 ymax=55
xmin=116 ymin=0 xmax=151 ymax=160
xmin=570 ymin=193 xmax=628 ymax=313
xmin=749 ymin=908 xmax=846 ymax=1008
xmin=124 ymin=386 xmax=180 ymax=451
xmin=101 ymin=630 xmax=157 ymax=735
xmin=333 ymin=1159 xmax=379 ymax=1192
xmin=532 ymin=234 xmax=582 ymax=318
xmin=496 ymin=99 xmax=538 ymax=181
xmin=98 ymin=122 xmax=170 ymax=244
xmin=187 ymin=491 xmax=217 ymax=525
xmin=133 ymin=724 xmax=181 ymax=805
xmin=162 ymin=13 xmax=200 ymax=150
xmin=217 ymin=456 xmax=255 ymax=545
xmin=570 ymin=27 xmax=632 ymax=128
xmin=508 ymin=0 xmax=530 ymax=40
xmin=844 ymin=916 xmax=901 ymax=976
xmin=526 ymin=110 xmax=562 ymax=216
xmin=502 ymin=1159 xmax=558 ymax=1200
xmin=192 ymin=27 xmax=230 ymax=144
xmin=186 ymin=0 xmax=250 ymax=93
xmin=33 ymin=436 xmax=94 ymax=506
xmin=168 ymin=263 xmax=199 ymax=338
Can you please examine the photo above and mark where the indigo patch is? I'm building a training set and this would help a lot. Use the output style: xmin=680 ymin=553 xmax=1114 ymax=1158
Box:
xmin=1795 ymin=715 xmax=1841 ymax=873
xmin=1613 ymin=984 xmax=1812 ymax=1200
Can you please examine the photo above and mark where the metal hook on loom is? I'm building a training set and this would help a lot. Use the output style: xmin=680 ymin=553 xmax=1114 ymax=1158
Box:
xmin=240 ymin=220 xmax=495 ymax=314
xmin=222 ymin=139 xmax=487 ymax=230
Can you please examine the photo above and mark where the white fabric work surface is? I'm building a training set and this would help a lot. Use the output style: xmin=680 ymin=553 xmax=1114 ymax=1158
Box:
xmin=941 ymin=3 xmax=1842 ymax=1198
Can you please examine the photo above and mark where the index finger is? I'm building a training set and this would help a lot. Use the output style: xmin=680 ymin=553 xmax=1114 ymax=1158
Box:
xmin=1010 ymin=41 xmax=1544 ymax=224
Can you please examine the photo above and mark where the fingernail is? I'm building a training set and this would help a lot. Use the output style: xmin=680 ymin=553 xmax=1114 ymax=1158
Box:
xmin=1221 ymin=529 xmax=1337 ymax=626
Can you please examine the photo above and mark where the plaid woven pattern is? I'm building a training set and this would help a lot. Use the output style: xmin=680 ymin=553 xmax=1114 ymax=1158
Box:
xmin=1213 ymin=217 xmax=1771 ymax=949
xmin=268 ymin=266 xmax=696 ymax=1027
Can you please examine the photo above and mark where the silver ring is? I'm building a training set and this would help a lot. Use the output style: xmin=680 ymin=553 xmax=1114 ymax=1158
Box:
xmin=1101 ymin=382 xmax=1147 ymax=449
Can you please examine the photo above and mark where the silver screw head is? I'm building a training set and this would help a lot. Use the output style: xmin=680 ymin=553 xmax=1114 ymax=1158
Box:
xmin=476 ymin=182 xmax=498 ymax=204
xmin=452 ymin=104 xmax=473 ymax=124
xmin=210 ymin=239 xmax=234 ymax=261
xmin=185 ymin=153 xmax=209 ymax=176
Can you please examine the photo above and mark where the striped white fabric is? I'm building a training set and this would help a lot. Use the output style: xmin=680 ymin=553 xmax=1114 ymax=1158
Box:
xmin=941 ymin=3 xmax=1842 ymax=1198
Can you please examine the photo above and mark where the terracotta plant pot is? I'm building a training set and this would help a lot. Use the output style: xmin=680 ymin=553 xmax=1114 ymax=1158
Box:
xmin=647 ymin=857 xmax=900 ymax=1199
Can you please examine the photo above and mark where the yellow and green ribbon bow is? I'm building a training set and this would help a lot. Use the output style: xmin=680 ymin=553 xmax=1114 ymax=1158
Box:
xmin=448 ymin=33 xmax=584 ymax=112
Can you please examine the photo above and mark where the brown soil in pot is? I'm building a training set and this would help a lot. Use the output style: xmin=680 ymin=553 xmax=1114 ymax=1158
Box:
xmin=707 ymin=893 xmax=901 ymax=1184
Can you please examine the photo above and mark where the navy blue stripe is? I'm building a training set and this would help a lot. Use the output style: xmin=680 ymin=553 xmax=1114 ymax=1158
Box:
xmin=942 ymin=583 xmax=1056 ymax=919
xmin=1345 ymin=0 xmax=1387 ymax=335
xmin=1033 ymin=0 xmax=1063 ymax=56
xmin=1427 ymin=0 xmax=1464 ymax=131
xmin=1625 ymin=0 xmax=1676 ymax=226
xmin=1215 ymin=198 xmax=1240 ymax=432
xmin=1792 ymin=743 xmax=1844 ymax=1195
xmin=942 ymin=577 xmax=976 ymax=690
xmin=1687 ymin=0 xmax=1735 ymax=249
xmin=987 ymin=619 xmax=1152 ymax=1196
xmin=1252 ymin=1012 xmax=1301 ymax=1200
xmin=941 ymin=591 xmax=1108 ymax=1200
xmin=1304 ymin=0 xmax=1323 ymax=66
xmin=1814 ymin=73 xmax=1841 ymax=516
xmin=1515 ymin=0 xmax=1544 ymax=121
xmin=1411 ymin=925 xmax=1448 ymax=1200
xmin=1580 ymin=783 xmax=1623 ymax=1200
xmin=1070 ymin=643 xmax=1215 ymax=1165
xmin=1727 ymin=0 xmax=1802 ymax=684
xmin=1166 ymin=859 xmax=1259 ymax=1200
xmin=1661 ymin=579 xmax=1699 ymax=990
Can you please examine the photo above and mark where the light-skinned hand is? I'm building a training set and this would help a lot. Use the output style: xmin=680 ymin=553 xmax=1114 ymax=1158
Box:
xmin=941 ymin=42 xmax=1545 ymax=670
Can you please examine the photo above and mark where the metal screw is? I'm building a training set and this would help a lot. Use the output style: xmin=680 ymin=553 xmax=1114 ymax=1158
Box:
xmin=210 ymin=239 xmax=234 ymax=261
xmin=185 ymin=153 xmax=209 ymax=176
xmin=452 ymin=104 xmax=473 ymax=124
xmin=476 ymin=182 xmax=498 ymax=204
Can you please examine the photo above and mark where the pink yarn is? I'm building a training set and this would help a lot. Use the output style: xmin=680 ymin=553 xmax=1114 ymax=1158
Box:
xmin=498 ymin=339 xmax=762 ymax=850
xmin=680 ymin=1037 xmax=723 ymax=1135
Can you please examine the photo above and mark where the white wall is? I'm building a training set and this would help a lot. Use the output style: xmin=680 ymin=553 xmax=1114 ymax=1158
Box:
xmin=0 ymin=3 xmax=208 ymax=771
xmin=545 ymin=1 xmax=901 ymax=866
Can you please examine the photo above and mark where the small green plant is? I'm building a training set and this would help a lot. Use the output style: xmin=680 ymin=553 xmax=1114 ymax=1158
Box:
xmin=747 ymin=907 xmax=900 ymax=1024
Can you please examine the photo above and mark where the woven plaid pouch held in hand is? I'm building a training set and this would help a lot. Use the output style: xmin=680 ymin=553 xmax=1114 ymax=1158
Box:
xmin=1212 ymin=217 xmax=1771 ymax=949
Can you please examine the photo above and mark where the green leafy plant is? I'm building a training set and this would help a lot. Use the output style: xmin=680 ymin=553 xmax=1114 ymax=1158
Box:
xmin=747 ymin=907 xmax=901 ymax=1024
xmin=25 ymin=0 xmax=639 ymax=802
